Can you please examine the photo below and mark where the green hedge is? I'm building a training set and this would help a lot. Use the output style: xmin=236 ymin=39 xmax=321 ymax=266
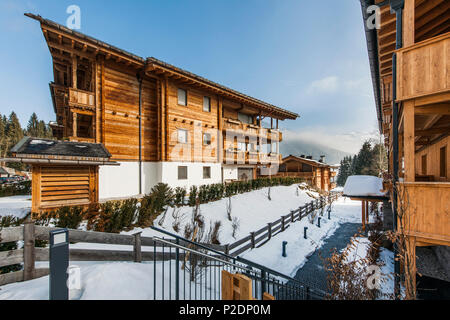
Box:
xmin=0 ymin=181 xmax=31 ymax=197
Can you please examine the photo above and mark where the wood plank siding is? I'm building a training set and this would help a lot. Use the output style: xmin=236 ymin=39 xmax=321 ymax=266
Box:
xmin=32 ymin=165 xmax=98 ymax=213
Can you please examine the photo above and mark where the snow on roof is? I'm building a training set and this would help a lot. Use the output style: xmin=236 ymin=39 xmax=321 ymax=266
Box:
xmin=343 ymin=175 xmax=386 ymax=197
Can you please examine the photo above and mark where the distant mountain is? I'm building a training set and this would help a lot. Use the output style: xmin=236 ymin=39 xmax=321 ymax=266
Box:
xmin=279 ymin=138 xmax=351 ymax=165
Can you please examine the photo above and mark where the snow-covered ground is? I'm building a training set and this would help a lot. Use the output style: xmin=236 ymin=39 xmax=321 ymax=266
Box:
xmin=0 ymin=195 xmax=31 ymax=219
xmin=2 ymin=186 xmax=391 ymax=300
xmin=240 ymin=197 xmax=362 ymax=276
xmin=122 ymin=184 xmax=320 ymax=245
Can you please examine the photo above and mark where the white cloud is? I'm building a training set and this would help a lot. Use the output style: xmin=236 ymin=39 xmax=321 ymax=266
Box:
xmin=282 ymin=127 xmax=380 ymax=154
xmin=306 ymin=76 xmax=339 ymax=94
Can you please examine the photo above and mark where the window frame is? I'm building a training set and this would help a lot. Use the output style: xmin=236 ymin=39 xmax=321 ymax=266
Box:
xmin=177 ymin=129 xmax=188 ymax=144
xmin=178 ymin=166 xmax=188 ymax=180
xmin=203 ymin=96 xmax=211 ymax=112
xmin=203 ymin=132 xmax=212 ymax=146
xmin=177 ymin=88 xmax=187 ymax=106
xmin=203 ymin=166 xmax=211 ymax=179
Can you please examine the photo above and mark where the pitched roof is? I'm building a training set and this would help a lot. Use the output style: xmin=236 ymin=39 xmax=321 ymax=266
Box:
xmin=11 ymin=137 xmax=111 ymax=159
xmin=24 ymin=13 xmax=299 ymax=120
xmin=282 ymin=155 xmax=331 ymax=167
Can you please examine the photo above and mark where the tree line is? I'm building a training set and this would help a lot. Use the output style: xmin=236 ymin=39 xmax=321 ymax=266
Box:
xmin=336 ymin=140 xmax=387 ymax=186
xmin=0 ymin=112 xmax=53 ymax=170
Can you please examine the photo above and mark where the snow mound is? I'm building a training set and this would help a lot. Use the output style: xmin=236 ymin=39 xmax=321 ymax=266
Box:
xmin=343 ymin=175 xmax=385 ymax=197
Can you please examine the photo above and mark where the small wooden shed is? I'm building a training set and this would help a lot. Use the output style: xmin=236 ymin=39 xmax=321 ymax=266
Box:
xmin=3 ymin=137 xmax=118 ymax=214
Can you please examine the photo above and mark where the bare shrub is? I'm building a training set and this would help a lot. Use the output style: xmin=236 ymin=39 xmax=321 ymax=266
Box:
xmin=226 ymin=197 xmax=232 ymax=221
xmin=171 ymin=208 xmax=185 ymax=233
xmin=231 ymin=217 xmax=240 ymax=239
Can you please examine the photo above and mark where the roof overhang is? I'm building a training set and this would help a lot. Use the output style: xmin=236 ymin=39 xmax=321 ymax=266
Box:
xmin=0 ymin=157 xmax=119 ymax=166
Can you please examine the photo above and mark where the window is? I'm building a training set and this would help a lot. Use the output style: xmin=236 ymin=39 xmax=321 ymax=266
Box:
xmin=203 ymin=133 xmax=211 ymax=146
xmin=271 ymin=142 xmax=278 ymax=154
xmin=238 ymin=112 xmax=253 ymax=124
xmin=178 ymin=129 xmax=188 ymax=143
xmin=421 ymin=154 xmax=427 ymax=175
xmin=203 ymin=166 xmax=211 ymax=179
xmin=178 ymin=166 xmax=188 ymax=180
xmin=178 ymin=88 xmax=187 ymax=106
xmin=203 ymin=96 xmax=211 ymax=112
xmin=440 ymin=146 xmax=447 ymax=178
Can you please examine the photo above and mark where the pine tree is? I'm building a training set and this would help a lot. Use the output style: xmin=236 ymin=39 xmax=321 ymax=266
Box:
xmin=357 ymin=141 xmax=373 ymax=175
xmin=5 ymin=112 xmax=24 ymax=170
xmin=26 ymin=112 xmax=39 ymax=137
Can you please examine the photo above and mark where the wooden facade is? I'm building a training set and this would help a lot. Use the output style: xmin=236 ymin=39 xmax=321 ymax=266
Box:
xmin=362 ymin=0 xmax=450 ymax=295
xmin=26 ymin=13 xmax=297 ymax=181
xmin=275 ymin=155 xmax=337 ymax=192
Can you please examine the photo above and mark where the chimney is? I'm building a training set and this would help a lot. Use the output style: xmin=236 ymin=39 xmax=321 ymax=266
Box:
xmin=320 ymin=155 xmax=325 ymax=163
xmin=300 ymin=154 xmax=305 ymax=158
xmin=307 ymin=155 xmax=313 ymax=160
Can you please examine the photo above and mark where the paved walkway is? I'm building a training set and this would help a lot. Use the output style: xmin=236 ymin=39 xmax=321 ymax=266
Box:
xmin=292 ymin=222 xmax=361 ymax=293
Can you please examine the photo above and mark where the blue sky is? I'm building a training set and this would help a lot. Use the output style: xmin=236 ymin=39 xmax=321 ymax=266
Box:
xmin=0 ymin=0 xmax=379 ymax=153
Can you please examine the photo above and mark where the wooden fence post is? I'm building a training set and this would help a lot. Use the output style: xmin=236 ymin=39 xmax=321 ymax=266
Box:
xmin=133 ymin=232 xmax=142 ymax=263
xmin=290 ymin=210 xmax=295 ymax=223
xmin=224 ymin=244 xmax=230 ymax=255
xmin=23 ymin=221 xmax=35 ymax=281
xmin=250 ymin=232 xmax=255 ymax=249
xmin=281 ymin=216 xmax=285 ymax=232
xmin=267 ymin=223 xmax=272 ymax=240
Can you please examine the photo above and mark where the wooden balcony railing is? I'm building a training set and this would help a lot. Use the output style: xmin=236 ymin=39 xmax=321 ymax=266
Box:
xmin=69 ymin=87 xmax=95 ymax=109
xmin=398 ymin=182 xmax=450 ymax=246
xmin=222 ymin=119 xmax=282 ymax=141
xmin=223 ymin=150 xmax=281 ymax=165
xmin=396 ymin=32 xmax=450 ymax=102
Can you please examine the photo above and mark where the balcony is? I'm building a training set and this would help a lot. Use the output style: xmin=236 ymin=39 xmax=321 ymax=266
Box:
xmin=223 ymin=150 xmax=281 ymax=165
xmin=396 ymin=32 xmax=450 ymax=103
xmin=69 ymin=88 xmax=95 ymax=109
xmin=222 ymin=118 xmax=282 ymax=141
xmin=397 ymin=182 xmax=450 ymax=246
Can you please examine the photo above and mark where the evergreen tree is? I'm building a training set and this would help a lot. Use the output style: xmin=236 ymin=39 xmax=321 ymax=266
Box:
xmin=357 ymin=141 xmax=373 ymax=175
xmin=5 ymin=112 xmax=24 ymax=170
xmin=26 ymin=112 xmax=39 ymax=137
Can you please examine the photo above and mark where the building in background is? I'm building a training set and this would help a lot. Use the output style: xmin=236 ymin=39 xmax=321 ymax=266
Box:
xmin=276 ymin=155 xmax=337 ymax=191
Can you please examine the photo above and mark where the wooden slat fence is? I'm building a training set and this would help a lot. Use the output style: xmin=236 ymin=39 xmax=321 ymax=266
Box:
xmin=227 ymin=193 xmax=340 ymax=256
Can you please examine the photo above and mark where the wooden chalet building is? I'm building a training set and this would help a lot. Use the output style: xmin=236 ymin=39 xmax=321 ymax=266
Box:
xmin=276 ymin=155 xmax=337 ymax=191
xmin=360 ymin=0 xmax=449 ymax=296
xmin=25 ymin=13 xmax=298 ymax=199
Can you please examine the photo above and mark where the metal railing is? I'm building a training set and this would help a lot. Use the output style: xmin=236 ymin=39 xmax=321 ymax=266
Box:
xmin=149 ymin=226 xmax=327 ymax=300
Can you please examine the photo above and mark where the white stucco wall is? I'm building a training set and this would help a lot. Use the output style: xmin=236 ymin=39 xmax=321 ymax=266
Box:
xmin=160 ymin=162 xmax=222 ymax=189
xmin=99 ymin=162 xmax=161 ymax=200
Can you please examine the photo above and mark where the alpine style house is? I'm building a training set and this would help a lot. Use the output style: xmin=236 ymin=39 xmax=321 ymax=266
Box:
xmin=24 ymin=13 xmax=298 ymax=203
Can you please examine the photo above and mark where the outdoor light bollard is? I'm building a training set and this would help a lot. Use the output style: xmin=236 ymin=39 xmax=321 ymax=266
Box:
xmin=49 ymin=229 xmax=69 ymax=301
xmin=282 ymin=241 xmax=288 ymax=257
xmin=304 ymin=227 xmax=308 ymax=239
xmin=317 ymin=217 xmax=321 ymax=228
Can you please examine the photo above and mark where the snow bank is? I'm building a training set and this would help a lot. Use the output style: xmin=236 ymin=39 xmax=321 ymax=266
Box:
xmin=343 ymin=175 xmax=385 ymax=197
xmin=122 ymin=185 xmax=319 ymax=245
xmin=0 ymin=195 xmax=31 ymax=219
xmin=241 ymin=197 xmax=362 ymax=277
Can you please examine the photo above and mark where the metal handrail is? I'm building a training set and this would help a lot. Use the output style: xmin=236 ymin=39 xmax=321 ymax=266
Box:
xmin=150 ymin=226 xmax=327 ymax=298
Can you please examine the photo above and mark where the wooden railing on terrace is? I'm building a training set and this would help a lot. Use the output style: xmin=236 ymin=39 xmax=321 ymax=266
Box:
xmin=396 ymin=32 xmax=450 ymax=102
xmin=222 ymin=119 xmax=282 ymax=141
xmin=398 ymin=182 xmax=450 ymax=246
xmin=68 ymin=87 xmax=95 ymax=109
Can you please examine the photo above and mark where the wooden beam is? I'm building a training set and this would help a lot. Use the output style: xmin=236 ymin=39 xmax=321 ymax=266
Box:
xmin=415 ymin=126 xmax=450 ymax=136
xmin=415 ymin=104 xmax=450 ymax=115
xmin=403 ymin=0 xmax=415 ymax=47
xmin=403 ymin=101 xmax=415 ymax=182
